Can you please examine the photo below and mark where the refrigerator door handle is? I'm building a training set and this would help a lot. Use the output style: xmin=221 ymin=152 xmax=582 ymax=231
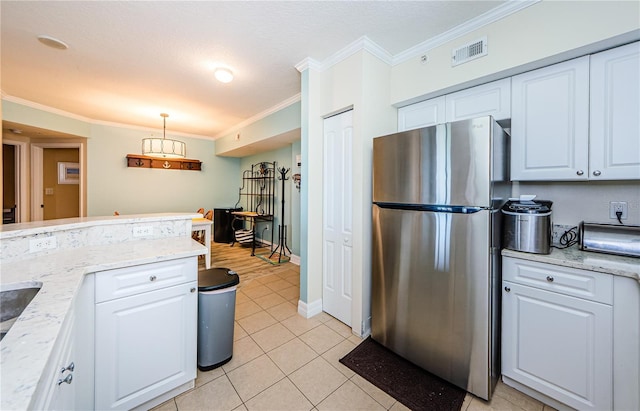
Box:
xmin=373 ymin=203 xmax=485 ymax=214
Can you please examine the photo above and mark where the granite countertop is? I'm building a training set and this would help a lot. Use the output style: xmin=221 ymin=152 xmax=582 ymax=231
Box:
xmin=502 ymin=245 xmax=640 ymax=282
xmin=0 ymin=215 xmax=206 ymax=410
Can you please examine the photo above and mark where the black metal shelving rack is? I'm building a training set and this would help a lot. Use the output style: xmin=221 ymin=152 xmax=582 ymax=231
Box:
xmin=232 ymin=161 xmax=276 ymax=255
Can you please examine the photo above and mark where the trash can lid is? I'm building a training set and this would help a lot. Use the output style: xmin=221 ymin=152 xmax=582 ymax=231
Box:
xmin=198 ymin=267 xmax=240 ymax=291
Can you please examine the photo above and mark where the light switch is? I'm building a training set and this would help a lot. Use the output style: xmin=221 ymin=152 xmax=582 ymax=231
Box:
xmin=45 ymin=187 xmax=54 ymax=195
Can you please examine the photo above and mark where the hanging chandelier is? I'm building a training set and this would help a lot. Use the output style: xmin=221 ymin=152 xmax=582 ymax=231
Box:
xmin=141 ymin=113 xmax=186 ymax=158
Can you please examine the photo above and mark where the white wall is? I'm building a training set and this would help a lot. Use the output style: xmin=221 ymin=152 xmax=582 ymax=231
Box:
xmin=301 ymin=50 xmax=396 ymax=334
xmin=391 ymin=1 xmax=640 ymax=105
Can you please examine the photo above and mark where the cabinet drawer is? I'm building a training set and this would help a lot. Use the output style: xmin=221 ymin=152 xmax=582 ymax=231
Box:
xmin=95 ymin=258 xmax=196 ymax=303
xmin=503 ymin=257 xmax=612 ymax=304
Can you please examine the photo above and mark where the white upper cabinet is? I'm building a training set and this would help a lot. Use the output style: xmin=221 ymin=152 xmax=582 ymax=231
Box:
xmin=445 ymin=78 xmax=511 ymax=122
xmin=398 ymin=96 xmax=445 ymax=131
xmin=589 ymin=42 xmax=640 ymax=180
xmin=511 ymin=56 xmax=590 ymax=181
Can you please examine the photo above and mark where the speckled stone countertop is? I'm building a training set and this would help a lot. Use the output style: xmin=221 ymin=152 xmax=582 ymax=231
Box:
xmin=0 ymin=214 xmax=206 ymax=410
xmin=502 ymin=246 xmax=639 ymax=282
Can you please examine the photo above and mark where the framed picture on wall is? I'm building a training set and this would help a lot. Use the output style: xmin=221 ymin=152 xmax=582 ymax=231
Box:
xmin=58 ymin=162 xmax=80 ymax=184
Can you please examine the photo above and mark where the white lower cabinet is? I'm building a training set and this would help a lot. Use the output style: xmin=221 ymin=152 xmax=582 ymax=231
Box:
xmin=502 ymin=257 xmax=613 ymax=410
xmin=94 ymin=258 xmax=198 ymax=410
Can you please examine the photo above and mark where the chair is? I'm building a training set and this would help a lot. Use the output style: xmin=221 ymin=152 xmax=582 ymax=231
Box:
xmin=193 ymin=208 xmax=207 ymax=243
xmin=204 ymin=210 xmax=213 ymax=220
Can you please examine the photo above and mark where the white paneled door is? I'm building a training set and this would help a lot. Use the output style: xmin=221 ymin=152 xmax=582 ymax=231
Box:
xmin=322 ymin=110 xmax=353 ymax=326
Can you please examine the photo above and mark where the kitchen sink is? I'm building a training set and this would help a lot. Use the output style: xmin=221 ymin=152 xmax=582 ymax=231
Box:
xmin=0 ymin=283 xmax=42 ymax=341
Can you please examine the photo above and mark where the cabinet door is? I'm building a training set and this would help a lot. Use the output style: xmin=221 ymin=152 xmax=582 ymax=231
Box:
xmin=398 ymin=96 xmax=445 ymax=131
xmin=95 ymin=282 xmax=197 ymax=410
xmin=502 ymin=281 xmax=612 ymax=410
xmin=511 ymin=57 xmax=590 ymax=181
xmin=589 ymin=42 xmax=640 ymax=180
xmin=445 ymin=78 xmax=511 ymax=122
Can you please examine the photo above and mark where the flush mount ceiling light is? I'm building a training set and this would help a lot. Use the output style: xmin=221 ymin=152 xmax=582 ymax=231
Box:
xmin=141 ymin=113 xmax=186 ymax=158
xmin=214 ymin=67 xmax=234 ymax=83
xmin=37 ymin=35 xmax=69 ymax=50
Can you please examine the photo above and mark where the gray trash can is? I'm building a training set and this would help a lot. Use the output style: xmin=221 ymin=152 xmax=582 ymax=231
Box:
xmin=197 ymin=267 xmax=240 ymax=371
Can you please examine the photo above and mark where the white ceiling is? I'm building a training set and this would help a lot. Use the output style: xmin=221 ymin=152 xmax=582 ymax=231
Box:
xmin=1 ymin=1 xmax=506 ymax=139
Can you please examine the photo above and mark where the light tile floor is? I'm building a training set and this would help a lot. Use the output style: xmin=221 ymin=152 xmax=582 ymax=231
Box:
xmin=152 ymin=268 xmax=557 ymax=411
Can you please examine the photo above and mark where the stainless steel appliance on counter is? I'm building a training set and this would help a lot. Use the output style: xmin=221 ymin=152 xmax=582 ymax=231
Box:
xmin=371 ymin=116 xmax=509 ymax=400
xmin=502 ymin=199 xmax=553 ymax=254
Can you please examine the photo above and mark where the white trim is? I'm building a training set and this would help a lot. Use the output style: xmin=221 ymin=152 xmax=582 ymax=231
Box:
xmin=392 ymin=0 xmax=540 ymax=65
xmin=2 ymin=95 xmax=218 ymax=141
xmin=295 ymin=58 xmax=322 ymax=72
xmin=295 ymin=0 xmax=540 ymax=74
xmin=289 ymin=254 xmax=300 ymax=266
xmin=214 ymin=93 xmax=302 ymax=139
xmin=297 ymin=298 xmax=322 ymax=319
xmin=30 ymin=142 xmax=86 ymax=220
xmin=2 ymin=139 xmax=28 ymax=223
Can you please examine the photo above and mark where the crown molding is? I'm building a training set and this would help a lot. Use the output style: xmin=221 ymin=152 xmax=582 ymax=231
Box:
xmin=392 ymin=0 xmax=541 ymax=65
xmin=214 ymin=93 xmax=301 ymax=139
xmin=1 ymin=94 xmax=217 ymax=140
xmin=295 ymin=57 xmax=322 ymax=72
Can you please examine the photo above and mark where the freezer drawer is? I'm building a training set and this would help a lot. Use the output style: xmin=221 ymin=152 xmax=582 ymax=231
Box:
xmin=371 ymin=205 xmax=499 ymax=399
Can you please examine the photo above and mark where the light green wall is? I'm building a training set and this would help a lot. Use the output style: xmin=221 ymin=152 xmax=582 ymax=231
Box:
xmin=3 ymin=100 xmax=92 ymax=137
xmin=2 ymin=100 xmax=241 ymax=217
xmin=216 ymin=101 xmax=301 ymax=155
xmin=238 ymin=143 xmax=300 ymax=256
xmin=88 ymin=123 xmax=239 ymax=216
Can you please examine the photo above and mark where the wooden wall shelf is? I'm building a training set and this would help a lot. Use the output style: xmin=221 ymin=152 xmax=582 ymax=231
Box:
xmin=126 ymin=154 xmax=201 ymax=171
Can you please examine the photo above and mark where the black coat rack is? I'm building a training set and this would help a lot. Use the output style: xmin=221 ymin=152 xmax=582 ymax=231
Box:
xmin=270 ymin=167 xmax=292 ymax=262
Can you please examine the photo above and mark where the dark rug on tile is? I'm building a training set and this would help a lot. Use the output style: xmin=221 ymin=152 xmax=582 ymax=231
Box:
xmin=339 ymin=336 xmax=466 ymax=411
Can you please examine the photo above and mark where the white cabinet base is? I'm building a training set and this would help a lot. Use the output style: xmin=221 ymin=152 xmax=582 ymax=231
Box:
xmin=130 ymin=380 xmax=194 ymax=411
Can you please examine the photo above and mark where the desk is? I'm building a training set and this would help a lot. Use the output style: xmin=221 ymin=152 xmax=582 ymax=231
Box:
xmin=231 ymin=211 xmax=273 ymax=256
xmin=192 ymin=218 xmax=212 ymax=268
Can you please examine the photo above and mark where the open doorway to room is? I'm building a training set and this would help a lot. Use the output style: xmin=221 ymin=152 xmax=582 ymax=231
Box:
xmin=2 ymin=121 xmax=87 ymax=222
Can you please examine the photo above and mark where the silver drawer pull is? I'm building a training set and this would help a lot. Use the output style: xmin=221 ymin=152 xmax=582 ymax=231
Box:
xmin=504 ymin=286 xmax=511 ymax=292
xmin=60 ymin=362 xmax=74 ymax=373
xmin=149 ymin=275 xmax=157 ymax=282
xmin=576 ymin=170 xmax=584 ymax=176
xmin=190 ymin=287 xmax=196 ymax=293
xmin=592 ymin=170 xmax=601 ymax=177
xmin=546 ymin=276 xmax=554 ymax=282
xmin=57 ymin=374 xmax=73 ymax=385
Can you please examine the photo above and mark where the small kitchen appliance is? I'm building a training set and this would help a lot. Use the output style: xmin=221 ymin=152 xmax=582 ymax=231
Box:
xmin=580 ymin=222 xmax=640 ymax=258
xmin=502 ymin=199 xmax=553 ymax=254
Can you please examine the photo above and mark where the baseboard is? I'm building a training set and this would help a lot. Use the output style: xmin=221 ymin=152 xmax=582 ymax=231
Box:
xmin=289 ymin=254 xmax=300 ymax=265
xmin=298 ymin=298 xmax=322 ymax=318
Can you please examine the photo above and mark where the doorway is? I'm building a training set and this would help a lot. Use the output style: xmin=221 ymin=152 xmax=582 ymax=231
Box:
xmin=2 ymin=144 xmax=17 ymax=223
xmin=322 ymin=109 xmax=353 ymax=326
xmin=42 ymin=148 xmax=80 ymax=220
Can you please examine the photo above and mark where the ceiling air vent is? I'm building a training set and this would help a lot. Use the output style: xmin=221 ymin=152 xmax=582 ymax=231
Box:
xmin=451 ymin=37 xmax=487 ymax=67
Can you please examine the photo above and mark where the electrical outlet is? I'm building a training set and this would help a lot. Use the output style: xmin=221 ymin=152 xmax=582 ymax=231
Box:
xmin=552 ymin=224 xmax=574 ymax=245
xmin=133 ymin=225 xmax=154 ymax=237
xmin=609 ymin=201 xmax=628 ymax=220
xmin=29 ymin=236 xmax=57 ymax=253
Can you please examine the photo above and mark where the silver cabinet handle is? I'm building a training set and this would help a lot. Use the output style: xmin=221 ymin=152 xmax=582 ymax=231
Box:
xmin=60 ymin=362 xmax=74 ymax=373
xmin=504 ymin=286 xmax=511 ymax=292
xmin=57 ymin=374 xmax=73 ymax=385
xmin=593 ymin=170 xmax=601 ymax=177
xmin=546 ymin=276 xmax=554 ymax=282
xmin=149 ymin=275 xmax=157 ymax=282
xmin=190 ymin=287 xmax=196 ymax=293
xmin=576 ymin=170 xmax=584 ymax=176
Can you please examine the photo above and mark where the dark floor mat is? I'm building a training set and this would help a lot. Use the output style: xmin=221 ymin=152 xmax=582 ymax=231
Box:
xmin=339 ymin=336 xmax=466 ymax=411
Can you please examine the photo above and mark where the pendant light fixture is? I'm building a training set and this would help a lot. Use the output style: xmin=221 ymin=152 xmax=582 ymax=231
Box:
xmin=141 ymin=113 xmax=186 ymax=158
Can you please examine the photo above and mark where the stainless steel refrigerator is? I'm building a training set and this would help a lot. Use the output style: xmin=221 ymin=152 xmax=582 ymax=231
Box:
xmin=371 ymin=116 xmax=509 ymax=400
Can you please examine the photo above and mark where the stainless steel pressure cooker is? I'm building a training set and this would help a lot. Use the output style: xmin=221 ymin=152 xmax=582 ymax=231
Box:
xmin=502 ymin=199 xmax=553 ymax=254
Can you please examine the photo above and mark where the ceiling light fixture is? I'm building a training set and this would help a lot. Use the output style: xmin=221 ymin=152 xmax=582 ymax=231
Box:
xmin=214 ymin=67 xmax=234 ymax=83
xmin=141 ymin=113 xmax=186 ymax=158
xmin=37 ymin=35 xmax=69 ymax=50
